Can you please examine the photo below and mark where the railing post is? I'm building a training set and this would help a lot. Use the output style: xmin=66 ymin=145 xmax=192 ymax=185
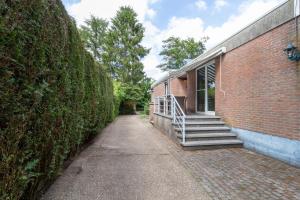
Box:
xmin=160 ymin=97 xmax=162 ymax=114
xmin=163 ymin=96 xmax=166 ymax=115
xmin=172 ymin=97 xmax=175 ymax=123
xmin=154 ymin=97 xmax=156 ymax=113
xmin=182 ymin=116 xmax=185 ymax=144
xmin=156 ymin=98 xmax=158 ymax=113
xmin=157 ymin=97 xmax=159 ymax=113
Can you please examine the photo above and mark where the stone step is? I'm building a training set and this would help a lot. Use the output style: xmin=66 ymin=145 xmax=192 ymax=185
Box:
xmin=173 ymin=121 xmax=225 ymax=127
xmin=175 ymin=126 xmax=231 ymax=133
xmin=185 ymin=115 xmax=221 ymax=118
xmin=180 ymin=139 xmax=243 ymax=150
xmin=185 ymin=115 xmax=221 ymax=121
xmin=177 ymin=132 xmax=237 ymax=141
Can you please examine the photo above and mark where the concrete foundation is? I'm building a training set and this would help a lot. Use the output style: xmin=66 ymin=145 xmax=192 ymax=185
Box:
xmin=232 ymin=127 xmax=300 ymax=168
xmin=153 ymin=114 xmax=179 ymax=144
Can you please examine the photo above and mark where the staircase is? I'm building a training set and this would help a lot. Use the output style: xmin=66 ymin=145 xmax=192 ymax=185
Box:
xmin=173 ymin=115 xmax=243 ymax=150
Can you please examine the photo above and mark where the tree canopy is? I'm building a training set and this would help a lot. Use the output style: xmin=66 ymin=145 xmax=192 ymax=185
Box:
xmin=103 ymin=6 xmax=150 ymax=84
xmin=157 ymin=36 xmax=208 ymax=71
xmin=79 ymin=7 xmax=151 ymax=114
xmin=79 ymin=16 xmax=108 ymax=65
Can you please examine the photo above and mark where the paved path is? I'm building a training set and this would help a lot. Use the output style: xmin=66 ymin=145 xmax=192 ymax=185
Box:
xmin=42 ymin=115 xmax=211 ymax=200
xmin=42 ymin=115 xmax=300 ymax=200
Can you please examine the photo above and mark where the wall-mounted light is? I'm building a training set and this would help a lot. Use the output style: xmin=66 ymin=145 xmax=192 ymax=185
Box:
xmin=283 ymin=43 xmax=300 ymax=61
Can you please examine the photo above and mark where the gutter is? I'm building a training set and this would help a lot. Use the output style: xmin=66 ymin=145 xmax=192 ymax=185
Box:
xmin=152 ymin=47 xmax=226 ymax=88
xmin=172 ymin=47 xmax=226 ymax=77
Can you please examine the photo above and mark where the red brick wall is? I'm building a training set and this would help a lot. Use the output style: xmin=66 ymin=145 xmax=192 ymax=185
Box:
xmin=186 ymin=70 xmax=196 ymax=113
xmin=151 ymin=78 xmax=187 ymax=100
xmin=152 ymin=83 xmax=164 ymax=99
xmin=170 ymin=78 xmax=187 ymax=96
xmin=150 ymin=83 xmax=164 ymax=121
xmin=215 ymin=19 xmax=300 ymax=140
xmin=150 ymin=78 xmax=188 ymax=118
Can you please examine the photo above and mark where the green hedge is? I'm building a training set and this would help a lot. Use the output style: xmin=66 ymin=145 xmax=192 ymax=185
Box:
xmin=0 ymin=0 xmax=115 ymax=199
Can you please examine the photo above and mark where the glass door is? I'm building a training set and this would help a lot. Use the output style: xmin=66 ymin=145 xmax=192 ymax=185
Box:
xmin=196 ymin=67 xmax=205 ymax=112
xmin=196 ymin=64 xmax=215 ymax=114
xmin=207 ymin=65 xmax=215 ymax=113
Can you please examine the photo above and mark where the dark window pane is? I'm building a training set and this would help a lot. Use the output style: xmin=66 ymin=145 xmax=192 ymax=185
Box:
xmin=207 ymin=65 xmax=215 ymax=111
xmin=197 ymin=68 xmax=205 ymax=90
xmin=197 ymin=90 xmax=205 ymax=112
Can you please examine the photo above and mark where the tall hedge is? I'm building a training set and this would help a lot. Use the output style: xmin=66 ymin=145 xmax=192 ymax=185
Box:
xmin=0 ymin=0 xmax=115 ymax=199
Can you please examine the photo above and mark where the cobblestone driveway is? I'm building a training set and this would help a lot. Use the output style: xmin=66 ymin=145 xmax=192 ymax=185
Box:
xmin=148 ymin=117 xmax=300 ymax=200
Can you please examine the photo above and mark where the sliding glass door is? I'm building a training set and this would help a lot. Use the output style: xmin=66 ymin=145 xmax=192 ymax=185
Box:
xmin=196 ymin=64 xmax=215 ymax=114
xmin=196 ymin=67 xmax=206 ymax=112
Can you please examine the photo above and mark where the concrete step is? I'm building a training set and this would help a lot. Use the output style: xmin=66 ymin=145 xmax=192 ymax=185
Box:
xmin=173 ymin=121 xmax=225 ymax=127
xmin=180 ymin=139 xmax=243 ymax=150
xmin=174 ymin=126 xmax=231 ymax=133
xmin=185 ymin=115 xmax=221 ymax=118
xmin=177 ymin=132 xmax=237 ymax=141
xmin=185 ymin=115 xmax=221 ymax=121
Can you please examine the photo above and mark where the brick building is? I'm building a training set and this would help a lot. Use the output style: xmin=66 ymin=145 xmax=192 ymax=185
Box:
xmin=150 ymin=0 xmax=300 ymax=167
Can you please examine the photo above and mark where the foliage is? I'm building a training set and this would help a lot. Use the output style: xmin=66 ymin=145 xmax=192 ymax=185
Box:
xmin=103 ymin=6 xmax=150 ymax=83
xmin=113 ymin=76 xmax=153 ymax=114
xmin=79 ymin=15 xmax=109 ymax=65
xmin=0 ymin=0 xmax=114 ymax=199
xmin=79 ymin=7 xmax=151 ymax=114
xmin=158 ymin=36 xmax=208 ymax=71
xmin=112 ymin=81 xmax=122 ymax=117
xmin=137 ymin=77 xmax=153 ymax=107
xmin=113 ymin=81 xmax=142 ymax=114
xmin=143 ymin=102 xmax=150 ymax=115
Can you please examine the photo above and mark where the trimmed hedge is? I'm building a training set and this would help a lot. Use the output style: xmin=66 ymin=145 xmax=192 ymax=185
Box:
xmin=0 ymin=0 xmax=114 ymax=199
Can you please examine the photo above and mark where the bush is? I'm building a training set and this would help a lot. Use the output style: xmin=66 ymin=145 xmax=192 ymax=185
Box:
xmin=0 ymin=0 xmax=115 ymax=199
xmin=143 ymin=102 xmax=150 ymax=115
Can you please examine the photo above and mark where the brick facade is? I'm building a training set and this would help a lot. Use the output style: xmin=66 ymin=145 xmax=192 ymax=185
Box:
xmin=186 ymin=70 xmax=196 ymax=113
xmin=151 ymin=18 xmax=300 ymax=141
xmin=215 ymin=19 xmax=300 ymax=140
xmin=170 ymin=78 xmax=187 ymax=97
xmin=150 ymin=83 xmax=164 ymax=122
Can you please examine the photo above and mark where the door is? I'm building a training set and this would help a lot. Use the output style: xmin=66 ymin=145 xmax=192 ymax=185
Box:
xmin=196 ymin=64 xmax=215 ymax=114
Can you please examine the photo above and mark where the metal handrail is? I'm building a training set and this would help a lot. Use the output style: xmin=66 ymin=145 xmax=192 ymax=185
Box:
xmin=154 ymin=94 xmax=186 ymax=144
xmin=154 ymin=95 xmax=171 ymax=116
xmin=170 ymin=94 xmax=186 ymax=144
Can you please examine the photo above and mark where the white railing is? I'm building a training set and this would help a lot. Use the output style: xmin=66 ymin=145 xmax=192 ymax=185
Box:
xmin=154 ymin=95 xmax=172 ymax=116
xmin=154 ymin=94 xmax=186 ymax=144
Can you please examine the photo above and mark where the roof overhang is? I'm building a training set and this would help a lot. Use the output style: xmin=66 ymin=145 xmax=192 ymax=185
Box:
xmin=171 ymin=47 xmax=226 ymax=77
xmin=151 ymin=47 xmax=226 ymax=88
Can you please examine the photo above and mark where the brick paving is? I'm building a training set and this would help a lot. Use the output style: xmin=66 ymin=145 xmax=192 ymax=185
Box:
xmin=146 ymin=118 xmax=300 ymax=200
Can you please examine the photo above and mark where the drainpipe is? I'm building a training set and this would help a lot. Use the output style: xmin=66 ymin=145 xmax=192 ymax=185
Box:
xmin=219 ymin=54 xmax=226 ymax=97
xmin=295 ymin=0 xmax=299 ymax=45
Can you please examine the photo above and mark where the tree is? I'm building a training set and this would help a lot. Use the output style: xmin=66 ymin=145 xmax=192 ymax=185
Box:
xmin=157 ymin=36 xmax=208 ymax=71
xmin=139 ymin=76 xmax=153 ymax=106
xmin=79 ymin=7 xmax=151 ymax=114
xmin=79 ymin=16 xmax=108 ymax=64
xmin=103 ymin=6 xmax=150 ymax=83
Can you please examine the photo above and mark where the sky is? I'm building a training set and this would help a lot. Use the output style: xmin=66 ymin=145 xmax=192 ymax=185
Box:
xmin=62 ymin=0 xmax=286 ymax=80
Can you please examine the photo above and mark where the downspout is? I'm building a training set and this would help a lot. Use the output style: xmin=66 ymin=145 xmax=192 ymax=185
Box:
xmin=295 ymin=0 xmax=299 ymax=45
xmin=219 ymin=54 xmax=226 ymax=97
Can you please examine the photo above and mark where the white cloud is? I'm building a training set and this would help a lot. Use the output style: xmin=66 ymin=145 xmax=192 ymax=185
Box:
xmin=214 ymin=0 xmax=228 ymax=11
xmin=205 ymin=0 xmax=285 ymax=48
xmin=65 ymin=0 xmax=286 ymax=80
xmin=142 ymin=17 xmax=205 ymax=80
xmin=65 ymin=0 xmax=161 ymax=79
xmin=195 ymin=0 xmax=207 ymax=10
xmin=144 ymin=0 xmax=285 ymax=80
xmin=67 ymin=0 xmax=158 ymax=25
xmin=162 ymin=17 xmax=205 ymax=39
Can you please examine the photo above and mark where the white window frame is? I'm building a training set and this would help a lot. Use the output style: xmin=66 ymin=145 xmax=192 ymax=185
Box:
xmin=195 ymin=60 xmax=215 ymax=115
